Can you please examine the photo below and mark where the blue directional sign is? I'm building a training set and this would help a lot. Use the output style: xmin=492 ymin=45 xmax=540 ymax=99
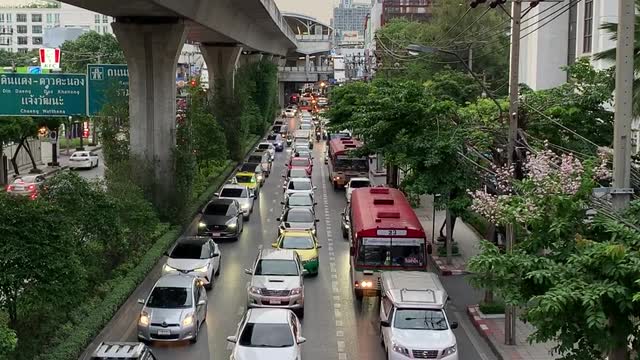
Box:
xmin=0 ymin=73 xmax=86 ymax=116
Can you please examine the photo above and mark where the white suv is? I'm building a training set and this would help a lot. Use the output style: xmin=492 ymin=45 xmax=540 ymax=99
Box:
xmin=379 ymin=271 xmax=458 ymax=360
xmin=245 ymin=249 xmax=307 ymax=317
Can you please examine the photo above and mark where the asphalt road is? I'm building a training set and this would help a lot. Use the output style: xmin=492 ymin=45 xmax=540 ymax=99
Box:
xmin=82 ymin=138 xmax=496 ymax=360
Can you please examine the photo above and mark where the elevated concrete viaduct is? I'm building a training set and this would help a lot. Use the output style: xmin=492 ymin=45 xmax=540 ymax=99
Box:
xmin=60 ymin=0 xmax=297 ymax=209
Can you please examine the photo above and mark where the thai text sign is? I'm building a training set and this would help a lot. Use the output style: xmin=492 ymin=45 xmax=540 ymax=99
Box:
xmin=87 ymin=64 xmax=129 ymax=115
xmin=0 ymin=73 xmax=86 ymax=116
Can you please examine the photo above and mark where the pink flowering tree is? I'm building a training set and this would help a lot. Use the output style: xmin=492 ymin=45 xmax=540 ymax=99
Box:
xmin=467 ymin=148 xmax=640 ymax=359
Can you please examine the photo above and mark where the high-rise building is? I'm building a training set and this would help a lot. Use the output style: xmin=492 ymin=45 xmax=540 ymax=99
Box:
xmin=0 ymin=0 xmax=113 ymax=53
xmin=333 ymin=2 xmax=371 ymax=36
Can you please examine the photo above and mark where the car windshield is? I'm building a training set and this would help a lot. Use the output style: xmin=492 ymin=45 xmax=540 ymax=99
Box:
xmin=285 ymin=210 xmax=313 ymax=223
xmin=394 ymin=309 xmax=449 ymax=331
xmin=281 ymin=236 xmax=315 ymax=250
xmin=241 ymin=163 xmax=260 ymax=172
xmin=291 ymin=159 xmax=309 ymax=167
xmin=71 ymin=152 xmax=89 ymax=157
xmin=204 ymin=203 xmax=230 ymax=216
xmin=236 ymin=175 xmax=255 ymax=183
xmin=254 ymin=259 xmax=299 ymax=276
xmin=238 ymin=323 xmax=294 ymax=348
xmin=221 ymin=188 xmax=246 ymax=198
xmin=146 ymin=287 xmax=192 ymax=308
xmin=248 ymin=156 xmax=263 ymax=163
xmin=272 ymin=126 xmax=281 ymax=132
xmin=170 ymin=242 xmax=209 ymax=259
xmin=296 ymin=151 xmax=311 ymax=157
xmin=258 ymin=144 xmax=270 ymax=150
xmin=288 ymin=181 xmax=312 ymax=191
xmin=288 ymin=195 xmax=313 ymax=206
xmin=300 ymin=124 xmax=312 ymax=130
xmin=267 ymin=135 xmax=277 ymax=141
xmin=350 ymin=180 xmax=370 ymax=188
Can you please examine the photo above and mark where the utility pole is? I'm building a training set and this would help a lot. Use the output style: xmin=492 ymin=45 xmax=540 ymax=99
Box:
xmin=505 ymin=0 xmax=522 ymax=346
xmin=609 ymin=0 xmax=635 ymax=358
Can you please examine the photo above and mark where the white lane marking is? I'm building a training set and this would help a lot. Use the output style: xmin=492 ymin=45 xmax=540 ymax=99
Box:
xmin=331 ymin=273 xmax=338 ymax=279
xmin=338 ymin=353 xmax=347 ymax=360
xmin=336 ymin=330 xmax=344 ymax=337
xmin=269 ymin=208 xmax=273 ymax=212
xmin=334 ymin=302 xmax=341 ymax=309
xmin=336 ymin=320 xmax=343 ymax=327
xmin=332 ymin=281 xmax=338 ymax=288
xmin=333 ymin=295 xmax=340 ymax=301
xmin=328 ymin=245 xmax=334 ymax=251
xmin=337 ymin=340 xmax=345 ymax=351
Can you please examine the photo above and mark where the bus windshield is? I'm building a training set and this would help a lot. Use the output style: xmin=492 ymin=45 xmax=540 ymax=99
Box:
xmin=356 ymin=238 xmax=425 ymax=267
xmin=334 ymin=158 xmax=368 ymax=172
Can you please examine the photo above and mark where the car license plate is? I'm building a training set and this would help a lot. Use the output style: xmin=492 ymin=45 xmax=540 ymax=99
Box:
xmin=157 ymin=329 xmax=170 ymax=335
xmin=13 ymin=186 xmax=23 ymax=191
xmin=269 ymin=299 xmax=281 ymax=305
xmin=210 ymin=232 xmax=220 ymax=237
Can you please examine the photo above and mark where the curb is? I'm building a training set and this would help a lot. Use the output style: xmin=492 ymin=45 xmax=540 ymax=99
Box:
xmin=429 ymin=253 xmax=470 ymax=276
xmin=467 ymin=305 xmax=504 ymax=360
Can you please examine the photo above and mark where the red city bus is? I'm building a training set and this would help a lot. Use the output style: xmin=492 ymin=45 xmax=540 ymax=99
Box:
xmin=299 ymin=97 xmax=313 ymax=112
xmin=327 ymin=138 xmax=369 ymax=189
xmin=346 ymin=187 xmax=431 ymax=300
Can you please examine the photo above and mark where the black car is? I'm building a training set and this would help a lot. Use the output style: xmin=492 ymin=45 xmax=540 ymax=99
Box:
xmin=198 ymin=198 xmax=244 ymax=240
xmin=277 ymin=207 xmax=319 ymax=236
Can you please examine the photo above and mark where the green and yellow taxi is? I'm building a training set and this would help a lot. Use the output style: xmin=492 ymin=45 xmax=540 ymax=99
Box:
xmin=272 ymin=230 xmax=321 ymax=275
xmin=232 ymin=172 xmax=260 ymax=196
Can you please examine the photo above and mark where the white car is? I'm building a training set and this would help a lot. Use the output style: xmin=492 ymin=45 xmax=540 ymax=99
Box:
xmin=285 ymin=108 xmax=297 ymax=117
xmin=256 ymin=142 xmax=276 ymax=161
xmin=283 ymin=178 xmax=316 ymax=199
xmin=216 ymin=184 xmax=256 ymax=219
xmin=227 ymin=308 xmax=305 ymax=360
xmin=69 ymin=150 xmax=99 ymax=169
xmin=163 ymin=236 xmax=221 ymax=290
xmin=345 ymin=178 xmax=371 ymax=202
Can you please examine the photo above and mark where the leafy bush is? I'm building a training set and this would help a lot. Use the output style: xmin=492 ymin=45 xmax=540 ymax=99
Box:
xmin=479 ymin=301 xmax=505 ymax=315
xmin=0 ymin=312 xmax=17 ymax=358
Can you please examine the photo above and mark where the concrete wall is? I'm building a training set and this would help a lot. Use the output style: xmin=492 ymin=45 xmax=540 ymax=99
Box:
xmin=3 ymin=139 xmax=43 ymax=173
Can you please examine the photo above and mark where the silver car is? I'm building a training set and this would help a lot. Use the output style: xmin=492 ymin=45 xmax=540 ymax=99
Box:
xmin=162 ymin=236 xmax=221 ymax=290
xmin=257 ymin=142 xmax=276 ymax=161
xmin=215 ymin=184 xmax=255 ymax=220
xmin=284 ymin=178 xmax=316 ymax=199
xmin=245 ymin=248 xmax=307 ymax=317
xmin=137 ymin=275 xmax=207 ymax=343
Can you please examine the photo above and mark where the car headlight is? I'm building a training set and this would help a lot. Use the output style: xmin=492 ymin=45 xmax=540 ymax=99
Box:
xmin=139 ymin=311 xmax=150 ymax=327
xmin=249 ymin=286 xmax=262 ymax=295
xmin=392 ymin=342 xmax=410 ymax=357
xmin=227 ymin=221 xmax=237 ymax=229
xmin=182 ymin=313 xmax=195 ymax=327
xmin=198 ymin=221 xmax=206 ymax=228
xmin=443 ymin=344 xmax=457 ymax=356
xmin=257 ymin=175 xmax=263 ymax=181
xmin=360 ymin=280 xmax=373 ymax=288
xmin=163 ymin=264 xmax=177 ymax=272
xmin=311 ymin=228 xmax=316 ymax=235
xmin=290 ymin=287 xmax=302 ymax=295
xmin=194 ymin=264 xmax=209 ymax=273
xmin=240 ymin=203 xmax=249 ymax=210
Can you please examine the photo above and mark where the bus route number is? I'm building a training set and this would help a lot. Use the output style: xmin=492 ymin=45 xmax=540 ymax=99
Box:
xmin=377 ymin=229 xmax=407 ymax=236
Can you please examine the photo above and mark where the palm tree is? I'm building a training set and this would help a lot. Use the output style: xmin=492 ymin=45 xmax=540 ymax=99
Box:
xmin=594 ymin=0 xmax=640 ymax=116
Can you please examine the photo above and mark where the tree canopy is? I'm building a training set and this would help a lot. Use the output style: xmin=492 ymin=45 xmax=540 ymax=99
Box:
xmin=60 ymin=31 xmax=125 ymax=73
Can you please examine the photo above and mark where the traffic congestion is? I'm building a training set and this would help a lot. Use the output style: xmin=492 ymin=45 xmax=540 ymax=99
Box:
xmin=90 ymin=88 xmax=479 ymax=360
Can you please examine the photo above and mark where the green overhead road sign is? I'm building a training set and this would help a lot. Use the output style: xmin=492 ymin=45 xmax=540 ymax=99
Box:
xmin=0 ymin=73 xmax=86 ymax=116
xmin=87 ymin=64 xmax=129 ymax=116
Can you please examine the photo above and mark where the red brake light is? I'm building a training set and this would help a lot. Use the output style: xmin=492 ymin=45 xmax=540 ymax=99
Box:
xmin=27 ymin=184 xmax=35 ymax=191
xmin=6 ymin=185 xmax=13 ymax=191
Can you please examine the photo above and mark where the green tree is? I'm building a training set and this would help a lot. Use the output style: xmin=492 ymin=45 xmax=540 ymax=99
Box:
xmin=0 ymin=313 xmax=16 ymax=358
xmin=0 ymin=117 xmax=62 ymax=175
xmin=60 ymin=31 xmax=125 ymax=73
xmin=0 ymin=49 xmax=39 ymax=68
xmin=594 ymin=0 xmax=640 ymax=115
xmin=376 ymin=1 xmax=509 ymax=91
xmin=468 ymin=150 xmax=640 ymax=359
xmin=0 ymin=192 xmax=85 ymax=328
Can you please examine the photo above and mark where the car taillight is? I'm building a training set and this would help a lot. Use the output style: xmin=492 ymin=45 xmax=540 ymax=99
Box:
xmin=27 ymin=184 xmax=35 ymax=191
xmin=6 ymin=185 xmax=14 ymax=191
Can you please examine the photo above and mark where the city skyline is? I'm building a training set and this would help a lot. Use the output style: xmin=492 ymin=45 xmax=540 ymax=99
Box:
xmin=275 ymin=0 xmax=371 ymax=24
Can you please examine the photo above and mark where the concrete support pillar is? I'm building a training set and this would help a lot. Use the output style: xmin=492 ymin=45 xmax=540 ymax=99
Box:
xmin=264 ymin=54 xmax=274 ymax=63
xmin=315 ymin=55 xmax=321 ymax=68
xmin=305 ymin=54 xmax=310 ymax=73
xmin=200 ymin=44 xmax=243 ymax=97
xmin=112 ymin=21 xmax=187 ymax=208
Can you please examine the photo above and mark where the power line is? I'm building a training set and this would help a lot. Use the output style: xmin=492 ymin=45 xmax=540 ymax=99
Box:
xmin=432 ymin=7 xmax=473 ymax=47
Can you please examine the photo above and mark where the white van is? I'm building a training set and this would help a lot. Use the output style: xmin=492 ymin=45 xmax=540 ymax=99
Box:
xmin=294 ymin=129 xmax=313 ymax=149
xmin=379 ymin=271 xmax=458 ymax=360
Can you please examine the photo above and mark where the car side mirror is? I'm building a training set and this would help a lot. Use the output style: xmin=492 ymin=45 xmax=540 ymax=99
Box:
xmin=226 ymin=336 xmax=237 ymax=343
xmin=281 ymin=201 xmax=285 ymax=205
xmin=302 ymin=269 xmax=309 ymax=276
xmin=315 ymin=219 xmax=320 ymax=222
xmin=244 ymin=268 xmax=252 ymax=275
xmin=450 ymin=321 xmax=459 ymax=329
xmin=317 ymin=245 xmax=322 ymax=249
xmin=271 ymin=243 xmax=278 ymax=248
xmin=297 ymin=336 xmax=307 ymax=344
xmin=427 ymin=243 xmax=433 ymax=255
xmin=380 ymin=320 xmax=390 ymax=327
xmin=214 ymin=192 xmax=219 ymax=197
xmin=276 ymin=217 xmax=281 ymax=221
xmin=197 ymin=299 xmax=206 ymax=306
xmin=211 ymin=252 xmax=220 ymax=258
xmin=137 ymin=298 xmax=145 ymax=305
xmin=313 ymin=186 xmax=317 ymax=190
xmin=314 ymin=202 xmax=318 ymax=205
